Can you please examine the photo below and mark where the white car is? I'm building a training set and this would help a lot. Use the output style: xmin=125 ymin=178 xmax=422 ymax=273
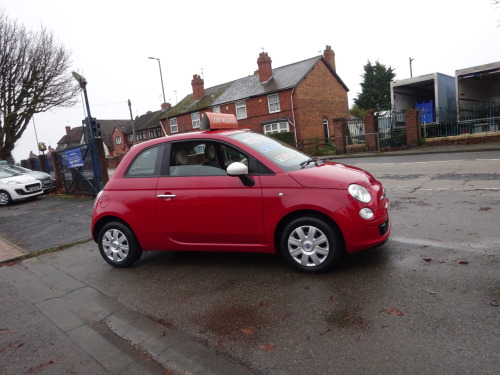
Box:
xmin=0 ymin=168 xmax=43 ymax=206
xmin=1 ymin=165 xmax=55 ymax=193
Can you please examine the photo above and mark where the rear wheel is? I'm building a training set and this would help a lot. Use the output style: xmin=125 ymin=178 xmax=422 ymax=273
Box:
xmin=98 ymin=222 xmax=143 ymax=267
xmin=280 ymin=217 xmax=342 ymax=273
xmin=0 ymin=191 xmax=12 ymax=206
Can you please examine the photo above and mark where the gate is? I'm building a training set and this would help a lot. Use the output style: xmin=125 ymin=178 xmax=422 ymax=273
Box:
xmin=346 ymin=119 xmax=379 ymax=153
xmin=346 ymin=111 xmax=407 ymax=153
xmin=55 ymin=143 xmax=98 ymax=195
xmin=378 ymin=111 xmax=407 ymax=149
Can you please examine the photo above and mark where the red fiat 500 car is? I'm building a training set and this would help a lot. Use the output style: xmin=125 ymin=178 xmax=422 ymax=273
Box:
xmin=91 ymin=113 xmax=390 ymax=273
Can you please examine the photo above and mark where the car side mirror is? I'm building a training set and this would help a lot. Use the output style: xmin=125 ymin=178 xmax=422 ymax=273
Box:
xmin=226 ymin=162 xmax=255 ymax=187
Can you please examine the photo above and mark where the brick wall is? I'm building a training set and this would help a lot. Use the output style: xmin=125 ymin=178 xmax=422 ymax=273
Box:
xmin=294 ymin=61 xmax=349 ymax=142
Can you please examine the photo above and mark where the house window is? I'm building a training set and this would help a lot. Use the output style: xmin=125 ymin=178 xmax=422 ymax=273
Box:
xmin=148 ymin=128 xmax=162 ymax=139
xmin=236 ymin=101 xmax=247 ymax=119
xmin=170 ymin=118 xmax=178 ymax=133
xmin=136 ymin=130 xmax=146 ymax=140
xmin=115 ymin=136 xmax=122 ymax=145
xmin=191 ymin=112 xmax=200 ymax=128
xmin=268 ymin=93 xmax=280 ymax=113
xmin=323 ymin=119 xmax=330 ymax=138
xmin=212 ymin=106 xmax=220 ymax=113
xmin=128 ymin=134 xmax=134 ymax=142
xmin=263 ymin=122 xmax=289 ymax=134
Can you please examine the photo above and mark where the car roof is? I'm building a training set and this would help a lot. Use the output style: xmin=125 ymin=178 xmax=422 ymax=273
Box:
xmin=131 ymin=128 xmax=251 ymax=150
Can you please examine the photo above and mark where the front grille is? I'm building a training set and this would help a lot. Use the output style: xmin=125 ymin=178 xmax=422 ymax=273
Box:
xmin=26 ymin=183 xmax=40 ymax=190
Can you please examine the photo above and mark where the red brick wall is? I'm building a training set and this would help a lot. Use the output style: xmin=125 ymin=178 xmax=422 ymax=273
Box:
xmin=405 ymin=110 xmax=419 ymax=147
xmin=112 ymin=128 xmax=127 ymax=156
xmin=294 ymin=60 xmax=349 ymax=142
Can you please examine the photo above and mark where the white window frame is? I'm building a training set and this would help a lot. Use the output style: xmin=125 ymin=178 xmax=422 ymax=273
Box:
xmin=191 ymin=112 xmax=200 ymax=128
xmin=170 ymin=118 xmax=178 ymax=133
xmin=212 ymin=106 xmax=220 ymax=113
xmin=263 ymin=122 xmax=289 ymax=134
xmin=115 ymin=136 xmax=122 ymax=145
xmin=236 ymin=100 xmax=247 ymax=119
xmin=268 ymin=93 xmax=280 ymax=113
xmin=323 ymin=119 xmax=330 ymax=138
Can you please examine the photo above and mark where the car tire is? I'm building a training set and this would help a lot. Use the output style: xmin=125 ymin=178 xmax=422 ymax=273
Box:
xmin=280 ymin=217 xmax=342 ymax=273
xmin=0 ymin=191 xmax=12 ymax=206
xmin=98 ymin=222 xmax=143 ymax=268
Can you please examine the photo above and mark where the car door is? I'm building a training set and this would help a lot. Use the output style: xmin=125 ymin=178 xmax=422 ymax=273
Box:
xmin=155 ymin=140 xmax=265 ymax=250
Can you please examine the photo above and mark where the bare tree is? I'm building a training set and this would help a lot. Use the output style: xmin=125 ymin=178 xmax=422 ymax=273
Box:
xmin=0 ymin=11 xmax=79 ymax=161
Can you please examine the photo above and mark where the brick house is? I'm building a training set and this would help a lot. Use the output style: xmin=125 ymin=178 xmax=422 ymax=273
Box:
xmin=122 ymin=45 xmax=349 ymax=152
xmin=57 ymin=120 xmax=128 ymax=157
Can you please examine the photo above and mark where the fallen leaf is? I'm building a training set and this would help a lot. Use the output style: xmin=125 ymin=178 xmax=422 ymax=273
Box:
xmin=258 ymin=343 xmax=276 ymax=352
xmin=282 ymin=313 xmax=291 ymax=320
xmin=241 ymin=328 xmax=253 ymax=335
xmin=429 ymin=291 xmax=438 ymax=295
xmin=320 ymin=328 xmax=331 ymax=335
xmin=458 ymin=261 xmax=469 ymax=265
xmin=217 ymin=340 xmax=225 ymax=351
xmin=10 ymin=341 xmax=24 ymax=348
xmin=491 ymin=301 xmax=499 ymax=307
xmin=0 ymin=329 xmax=18 ymax=336
xmin=423 ymin=258 xmax=432 ymax=262
xmin=27 ymin=360 xmax=55 ymax=373
xmin=329 ymin=295 xmax=335 ymax=301
xmin=387 ymin=309 xmax=405 ymax=316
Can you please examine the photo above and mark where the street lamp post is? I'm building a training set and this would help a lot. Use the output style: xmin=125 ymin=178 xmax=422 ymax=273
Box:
xmin=148 ymin=57 xmax=166 ymax=105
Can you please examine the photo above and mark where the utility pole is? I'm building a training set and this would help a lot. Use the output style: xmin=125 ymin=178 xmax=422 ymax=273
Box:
xmin=128 ymin=99 xmax=135 ymax=145
xmin=409 ymin=57 xmax=414 ymax=77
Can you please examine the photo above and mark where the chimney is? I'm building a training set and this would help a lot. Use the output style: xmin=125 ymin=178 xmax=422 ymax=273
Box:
xmin=161 ymin=102 xmax=171 ymax=110
xmin=65 ymin=126 xmax=71 ymax=135
xmin=323 ymin=45 xmax=336 ymax=71
xmin=257 ymin=52 xmax=272 ymax=83
xmin=191 ymin=74 xmax=205 ymax=101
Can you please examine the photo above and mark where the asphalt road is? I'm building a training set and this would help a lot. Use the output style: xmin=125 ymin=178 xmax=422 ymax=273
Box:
xmin=1 ymin=149 xmax=499 ymax=374
xmin=0 ymin=194 xmax=94 ymax=253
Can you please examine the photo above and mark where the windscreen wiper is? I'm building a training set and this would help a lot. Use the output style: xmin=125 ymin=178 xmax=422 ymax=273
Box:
xmin=300 ymin=157 xmax=319 ymax=168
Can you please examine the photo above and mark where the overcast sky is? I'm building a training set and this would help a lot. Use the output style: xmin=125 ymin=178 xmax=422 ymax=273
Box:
xmin=2 ymin=0 xmax=499 ymax=162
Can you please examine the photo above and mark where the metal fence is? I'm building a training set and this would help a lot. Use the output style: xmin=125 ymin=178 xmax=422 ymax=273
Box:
xmin=420 ymin=100 xmax=500 ymax=138
xmin=54 ymin=143 xmax=98 ymax=195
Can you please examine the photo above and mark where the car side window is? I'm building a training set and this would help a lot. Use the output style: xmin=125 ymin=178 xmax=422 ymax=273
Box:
xmin=169 ymin=141 xmax=227 ymax=177
xmin=125 ymin=145 xmax=161 ymax=177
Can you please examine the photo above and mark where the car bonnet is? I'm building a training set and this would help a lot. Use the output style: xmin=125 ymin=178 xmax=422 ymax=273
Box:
xmin=287 ymin=161 xmax=376 ymax=189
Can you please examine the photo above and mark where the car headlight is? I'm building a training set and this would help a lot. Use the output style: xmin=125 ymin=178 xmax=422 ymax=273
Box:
xmin=348 ymin=184 xmax=371 ymax=203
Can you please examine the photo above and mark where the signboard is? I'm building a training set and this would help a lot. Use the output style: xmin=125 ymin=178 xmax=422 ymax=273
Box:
xmin=65 ymin=148 xmax=84 ymax=168
xmin=200 ymin=112 xmax=238 ymax=130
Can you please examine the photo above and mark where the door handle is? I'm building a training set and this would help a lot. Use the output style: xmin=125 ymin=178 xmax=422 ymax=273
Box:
xmin=157 ymin=194 xmax=176 ymax=198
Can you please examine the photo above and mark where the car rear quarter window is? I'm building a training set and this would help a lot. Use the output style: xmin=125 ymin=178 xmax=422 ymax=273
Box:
xmin=125 ymin=145 xmax=162 ymax=177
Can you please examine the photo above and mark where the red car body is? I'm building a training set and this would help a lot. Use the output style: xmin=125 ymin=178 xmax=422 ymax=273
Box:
xmin=92 ymin=119 xmax=390 ymax=272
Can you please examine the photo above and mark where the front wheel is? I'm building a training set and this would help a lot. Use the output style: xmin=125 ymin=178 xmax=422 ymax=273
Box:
xmin=98 ymin=222 xmax=143 ymax=267
xmin=0 ymin=191 xmax=12 ymax=206
xmin=280 ymin=217 xmax=342 ymax=273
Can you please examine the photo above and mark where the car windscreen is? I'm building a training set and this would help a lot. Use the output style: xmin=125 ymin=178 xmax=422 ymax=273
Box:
xmin=229 ymin=132 xmax=310 ymax=172
xmin=0 ymin=168 xmax=17 ymax=178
